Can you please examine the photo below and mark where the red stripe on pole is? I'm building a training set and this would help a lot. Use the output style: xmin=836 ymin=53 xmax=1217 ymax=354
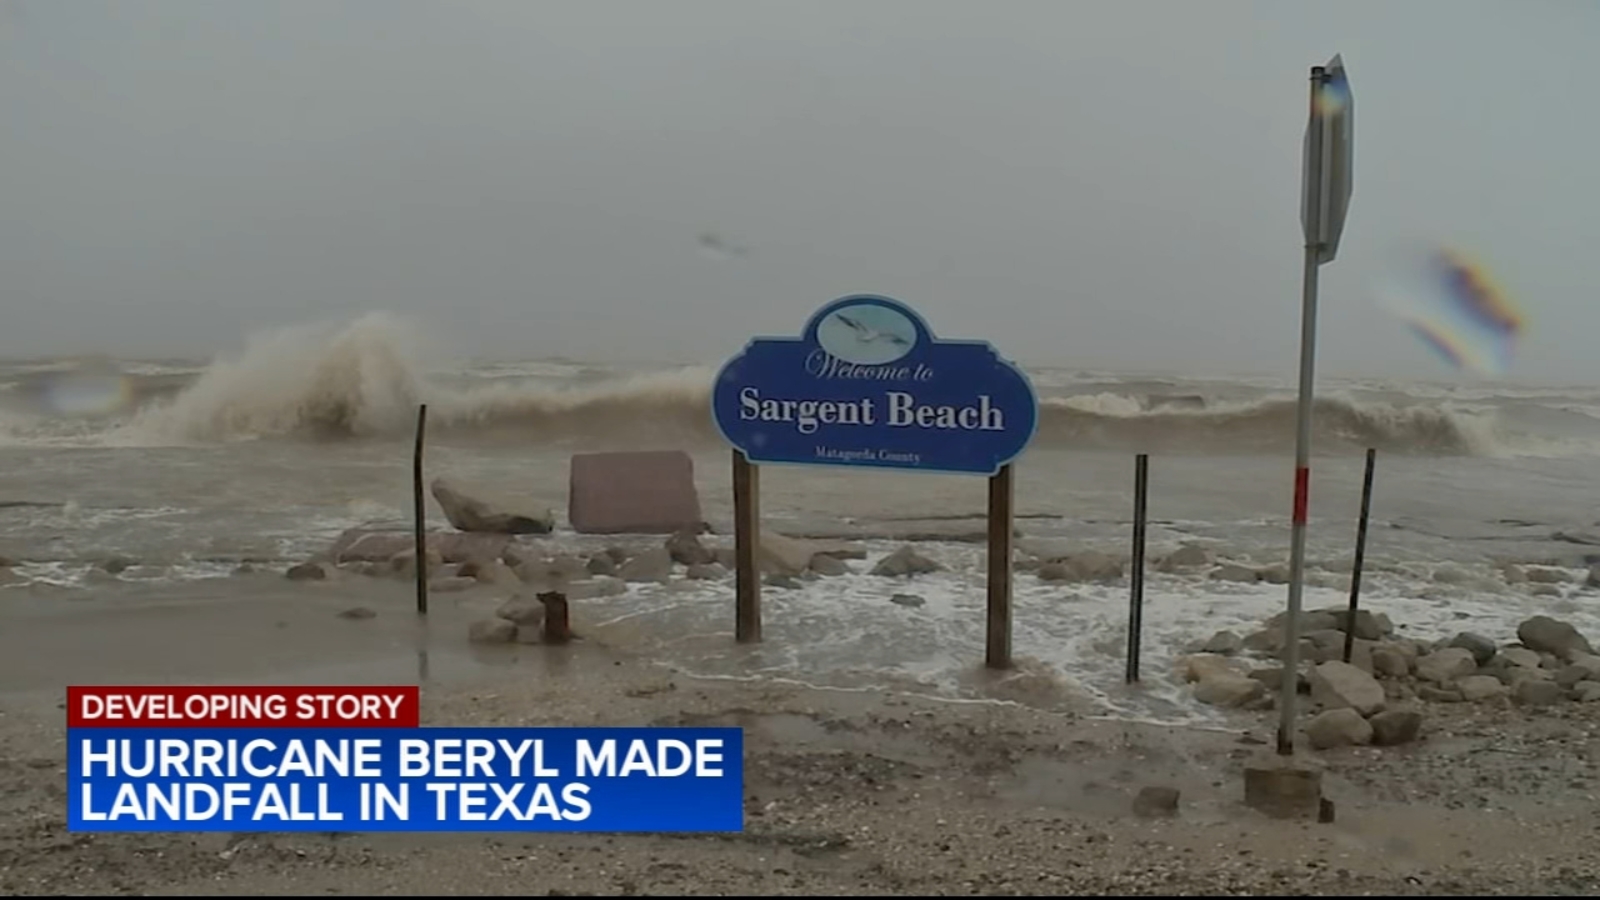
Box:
xmin=1292 ymin=467 xmax=1311 ymax=525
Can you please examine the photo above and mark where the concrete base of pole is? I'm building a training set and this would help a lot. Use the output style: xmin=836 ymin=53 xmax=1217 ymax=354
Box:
xmin=1243 ymin=758 xmax=1324 ymax=820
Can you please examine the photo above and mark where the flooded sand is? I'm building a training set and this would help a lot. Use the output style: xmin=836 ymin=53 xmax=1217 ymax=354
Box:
xmin=2 ymin=606 xmax=1597 ymax=895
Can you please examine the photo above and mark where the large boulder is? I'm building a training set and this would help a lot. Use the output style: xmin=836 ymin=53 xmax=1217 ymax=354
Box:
xmin=1448 ymin=632 xmax=1498 ymax=666
xmin=1553 ymin=655 xmax=1600 ymax=688
xmin=389 ymin=546 xmax=444 ymax=579
xmin=809 ymin=554 xmax=851 ymax=576
xmin=1255 ymin=563 xmax=1292 ymax=585
xmin=1492 ymin=662 xmax=1553 ymax=688
xmin=1514 ymin=679 xmax=1563 ymax=707
xmin=329 ymin=529 xmax=412 ymax=562
xmin=1210 ymin=563 xmax=1259 ymax=584
xmin=431 ymin=477 xmax=555 ymax=535
xmin=1300 ymin=606 xmax=1393 ymax=641
xmin=1264 ymin=609 xmax=1342 ymax=635
xmin=1370 ymin=645 xmax=1411 ymax=678
xmin=285 ymin=562 xmax=328 ymax=581
xmin=1457 ymin=675 xmax=1509 ymax=702
xmin=1193 ymin=673 xmax=1263 ymax=708
xmin=1500 ymin=647 xmax=1542 ymax=669
xmin=665 ymin=530 xmax=715 ymax=566
xmin=1042 ymin=551 xmax=1124 ymax=584
xmin=1517 ymin=616 xmax=1595 ymax=662
xmin=494 ymin=595 xmax=547 ymax=626
xmin=332 ymin=527 xmax=512 ymax=566
xmin=870 ymin=545 xmax=943 ymax=578
xmin=1019 ymin=542 xmax=1123 ymax=582
xmin=1201 ymin=630 xmax=1244 ymax=656
xmin=685 ymin=562 xmax=727 ymax=580
xmin=1368 ymin=709 xmax=1423 ymax=746
xmin=1304 ymin=708 xmax=1372 ymax=750
xmin=468 ymin=618 xmax=517 ymax=644
xmin=1416 ymin=648 xmax=1477 ymax=684
xmin=1157 ymin=544 xmax=1213 ymax=572
xmin=618 ymin=547 xmax=673 ymax=583
xmin=1180 ymin=653 xmax=1245 ymax=683
xmin=1523 ymin=566 xmax=1575 ymax=584
xmin=1248 ymin=666 xmax=1309 ymax=694
xmin=456 ymin=558 xmax=517 ymax=585
xmin=760 ymin=532 xmax=822 ymax=576
xmin=1131 ymin=786 xmax=1180 ymax=819
xmin=1308 ymin=661 xmax=1385 ymax=716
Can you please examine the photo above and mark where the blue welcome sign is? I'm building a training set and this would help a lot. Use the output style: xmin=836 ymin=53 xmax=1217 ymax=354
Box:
xmin=711 ymin=295 xmax=1039 ymax=476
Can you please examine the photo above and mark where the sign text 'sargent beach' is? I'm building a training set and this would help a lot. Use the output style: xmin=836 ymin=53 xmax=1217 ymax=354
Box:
xmin=711 ymin=295 xmax=1039 ymax=476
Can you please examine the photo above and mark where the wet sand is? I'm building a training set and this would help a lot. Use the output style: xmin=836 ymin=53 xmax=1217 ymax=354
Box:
xmin=2 ymin=581 xmax=1598 ymax=896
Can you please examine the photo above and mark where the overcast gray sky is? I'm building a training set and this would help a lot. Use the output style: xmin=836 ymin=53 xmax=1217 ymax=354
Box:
xmin=2 ymin=0 xmax=1594 ymax=382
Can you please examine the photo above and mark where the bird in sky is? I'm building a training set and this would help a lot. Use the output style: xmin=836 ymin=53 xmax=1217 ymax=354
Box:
xmin=697 ymin=232 xmax=749 ymax=261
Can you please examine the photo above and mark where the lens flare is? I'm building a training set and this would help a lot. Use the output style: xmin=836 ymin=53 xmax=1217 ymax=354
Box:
xmin=1315 ymin=69 xmax=1351 ymax=117
xmin=1375 ymin=246 xmax=1524 ymax=377
xmin=28 ymin=371 xmax=136 ymax=416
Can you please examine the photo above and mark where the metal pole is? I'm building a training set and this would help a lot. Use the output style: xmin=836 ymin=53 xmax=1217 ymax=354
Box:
xmin=1277 ymin=65 xmax=1326 ymax=757
xmin=1126 ymin=454 xmax=1149 ymax=684
xmin=413 ymin=404 xmax=429 ymax=616
xmin=1342 ymin=448 xmax=1377 ymax=664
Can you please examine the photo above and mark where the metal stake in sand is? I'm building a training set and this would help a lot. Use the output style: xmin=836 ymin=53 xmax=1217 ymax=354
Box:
xmin=1342 ymin=448 xmax=1377 ymax=664
xmin=413 ymin=403 xmax=429 ymax=617
xmin=985 ymin=464 xmax=1016 ymax=670
xmin=1126 ymin=454 xmax=1149 ymax=684
xmin=1278 ymin=56 xmax=1354 ymax=756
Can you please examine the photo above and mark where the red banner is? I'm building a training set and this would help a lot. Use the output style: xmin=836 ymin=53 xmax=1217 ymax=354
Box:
xmin=67 ymin=686 xmax=420 ymax=728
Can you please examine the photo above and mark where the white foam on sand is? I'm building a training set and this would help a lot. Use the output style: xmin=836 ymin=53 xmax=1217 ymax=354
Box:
xmin=583 ymin=542 xmax=1600 ymax=726
xmin=0 ymin=559 xmax=245 ymax=590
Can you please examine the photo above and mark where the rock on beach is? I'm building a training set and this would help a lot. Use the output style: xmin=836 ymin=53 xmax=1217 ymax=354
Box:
xmin=431 ymin=477 xmax=555 ymax=535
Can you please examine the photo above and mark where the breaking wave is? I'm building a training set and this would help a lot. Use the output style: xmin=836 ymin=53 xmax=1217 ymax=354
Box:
xmin=1035 ymin=393 xmax=1498 ymax=455
xmin=0 ymin=313 xmax=1588 ymax=457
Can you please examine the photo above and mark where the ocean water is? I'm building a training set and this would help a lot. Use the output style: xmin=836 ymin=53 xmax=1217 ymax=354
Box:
xmin=3 ymin=312 xmax=1599 ymax=724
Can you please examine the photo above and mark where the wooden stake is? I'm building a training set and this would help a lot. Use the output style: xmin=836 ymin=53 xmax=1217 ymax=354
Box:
xmin=732 ymin=449 xmax=762 ymax=643
xmin=986 ymin=464 xmax=1015 ymax=670
xmin=538 ymin=591 xmax=572 ymax=644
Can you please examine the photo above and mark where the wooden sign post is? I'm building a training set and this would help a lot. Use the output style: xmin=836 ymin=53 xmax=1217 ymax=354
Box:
xmin=732 ymin=449 xmax=762 ymax=644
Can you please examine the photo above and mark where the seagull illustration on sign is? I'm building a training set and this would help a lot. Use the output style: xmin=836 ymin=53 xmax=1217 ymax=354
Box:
xmin=816 ymin=302 xmax=918 ymax=365
xmin=836 ymin=313 xmax=910 ymax=348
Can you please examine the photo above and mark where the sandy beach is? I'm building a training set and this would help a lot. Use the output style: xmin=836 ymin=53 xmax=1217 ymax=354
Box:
xmin=3 ymin=573 xmax=1598 ymax=897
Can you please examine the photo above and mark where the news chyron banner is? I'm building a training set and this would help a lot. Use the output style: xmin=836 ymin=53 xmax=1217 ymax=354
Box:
xmin=67 ymin=686 xmax=743 ymax=832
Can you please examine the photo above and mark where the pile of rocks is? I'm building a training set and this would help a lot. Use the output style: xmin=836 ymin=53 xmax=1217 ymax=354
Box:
xmin=1182 ymin=605 xmax=1600 ymax=751
xmin=292 ymin=518 xmax=969 ymax=595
